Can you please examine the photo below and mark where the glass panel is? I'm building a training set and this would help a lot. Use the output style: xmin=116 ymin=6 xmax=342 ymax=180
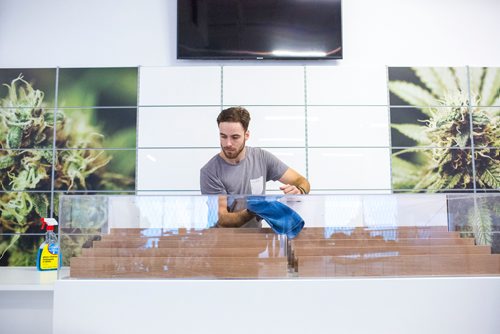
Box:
xmin=57 ymin=108 xmax=137 ymax=149
xmin=0 ymin=151 xmax=53 ymax=191
xmin=139 ymin=66 xmax=221 ymax=106
xmin=448 ymin=194 xmax=500 ymax=253
xmin=391 ymin=148 xmax=475 ymax=192
xmin=468 ymin=231 xmax=500 ymax=255
xmin=388 ymin=67 xmax=468 ymax=107
xmin=59 ymin=195 xmax=290 ymax=279
xmin=58 ymin=194 xmax=109 ymax=234
xmin=58 ymin=194 xmax=500 ymax=279
xmin=59 ymin=234 xmax=102 ymax=268
xmin=54 ymin=149 xmax=136 ymax=191
xmin=0 ymin=68 xmax=56 ymax=108
xmin=138 ymin=106 xmax=220 ymax=148
xmin=308 ymin=106 xmax=389 ymax=147
xmin=493 ymin=232 xmax=500 ymax=255
xmin=309 ymin=148 xmax=391 ymax=190
xmin=0 ymin=234 xmax=44 ymax=266
xmin=306 ymin=65 xmax=388 ymax=105
xmin=58 ymin=67 xmax=137 ymax=107
xmin=469 ymin=67 xmax=500 ymax=107
xmin=223 ymin=66 xmax=305 ymax=105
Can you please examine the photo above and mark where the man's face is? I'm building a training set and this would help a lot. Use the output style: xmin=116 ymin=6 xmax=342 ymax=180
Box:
xmin=219 ymin=122 xmax=249 ymax=160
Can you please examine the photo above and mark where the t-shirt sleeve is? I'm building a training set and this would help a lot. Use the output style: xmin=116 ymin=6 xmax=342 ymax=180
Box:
xmin=200 ymin=168 xmax=227 ymax=194
xmin=262 ymin=149 xmax=289 ymax=181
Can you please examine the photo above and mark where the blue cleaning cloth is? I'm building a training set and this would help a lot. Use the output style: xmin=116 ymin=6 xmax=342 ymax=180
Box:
xmin=246 ymin=198 xmax=305 ymax=239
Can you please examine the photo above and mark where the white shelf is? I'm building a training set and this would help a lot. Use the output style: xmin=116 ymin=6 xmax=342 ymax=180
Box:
xmin=0 ymin=267 xmax=57 ymax=291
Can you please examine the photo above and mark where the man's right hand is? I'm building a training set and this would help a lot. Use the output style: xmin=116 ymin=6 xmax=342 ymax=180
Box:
xmin=280 ymin=184 xmax=302 ymax=194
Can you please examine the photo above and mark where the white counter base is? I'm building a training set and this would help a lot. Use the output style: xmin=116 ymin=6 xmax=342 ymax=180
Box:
xmin=53 ymin=276 xmax=500 ymax=334
xmin=0 ymin=267 xmax=56 ymax=334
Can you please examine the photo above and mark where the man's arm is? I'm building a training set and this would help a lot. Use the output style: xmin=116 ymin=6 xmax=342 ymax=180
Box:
xmin=216 ymin=195 xmax=256 ymax=227
xmin=201 ymin=168 xmax=254 ymax=227
xmin=278 ymin=167 xmax=310 ymax=195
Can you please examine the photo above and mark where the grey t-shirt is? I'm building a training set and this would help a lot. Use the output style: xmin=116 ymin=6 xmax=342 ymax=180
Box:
xmin=200 ymin=146 xmax=288 ymax=195
xmin=200 ymin=147 xmax=288 ymax=227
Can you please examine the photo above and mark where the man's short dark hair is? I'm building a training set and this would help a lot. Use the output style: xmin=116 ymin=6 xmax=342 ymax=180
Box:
xmin=217 ymin=106 xmax=251 ymax=131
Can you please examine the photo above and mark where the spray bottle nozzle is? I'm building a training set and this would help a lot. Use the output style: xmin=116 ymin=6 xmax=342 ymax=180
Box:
xmin=41 ymin=218 xmax=58 ymax=231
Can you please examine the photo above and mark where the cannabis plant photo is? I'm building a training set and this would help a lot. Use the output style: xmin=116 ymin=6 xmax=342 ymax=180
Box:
xmin=0 ymin=68 xmax=137 ymax=266
xmin=389 ymin=66 xmax=499 ymax=248
xmin=389 ymin=67 xmax=499 ymax=192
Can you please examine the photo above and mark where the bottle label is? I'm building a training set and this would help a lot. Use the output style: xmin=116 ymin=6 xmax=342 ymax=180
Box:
xmin=40 ymin=243 xmax=59 ymax=270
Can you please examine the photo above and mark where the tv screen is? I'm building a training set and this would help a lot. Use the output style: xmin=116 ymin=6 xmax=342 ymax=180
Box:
xmin=177 ymin=0 xmax=342 ymax=60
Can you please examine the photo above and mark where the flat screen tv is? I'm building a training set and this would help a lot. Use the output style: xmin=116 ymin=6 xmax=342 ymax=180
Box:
xmin=177 ymin=0 xmax=342 ymax=60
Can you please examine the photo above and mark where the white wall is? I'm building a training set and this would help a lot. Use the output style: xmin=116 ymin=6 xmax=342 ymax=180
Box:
xmin=135 ymin=64 xmax=394 ymax=193
xmin=1 ymin=0 xmax=498 ymax=194
xmin=0 ymin=0 xmax=498 ymax=67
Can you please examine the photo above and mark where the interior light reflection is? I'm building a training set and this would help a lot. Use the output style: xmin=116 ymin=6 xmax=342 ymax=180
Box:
xmin=271 ymin=50 xmax=327 ymax=57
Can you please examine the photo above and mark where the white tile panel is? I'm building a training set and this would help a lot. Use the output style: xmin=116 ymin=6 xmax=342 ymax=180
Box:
xmin=308 ymin=148 xmax=391 ymax=190
xmin=135 ymin=190 xmax=202 ymax=196
xmin=310 ymin=190 xmax=392 ymax=195
xmin=139 ymin=66 xmax=221 ymax=105
xmin=137 ymin=148 xmax=219 ymax=191
xmin=223 ymin=66 xmax=305 ymax=105
xmin=307 ymin=106 xmax=390 ymax=147
xmin=138 ymin=106 xmax=220 ymax=147
xmin=227 ymin=106 xmax=306 ymax=147
xmin=138 ymin=147 xmax=306 ymax=192
xmin=307 ymin=66 xmax=388 ymax=105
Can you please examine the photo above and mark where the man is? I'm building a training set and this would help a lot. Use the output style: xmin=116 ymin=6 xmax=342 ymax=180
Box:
xmin=200 ymin=106 xmax=310 ymax=228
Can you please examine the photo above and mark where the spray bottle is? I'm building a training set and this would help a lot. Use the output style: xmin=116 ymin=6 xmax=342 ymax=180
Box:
xmin=36 ymin=218 xmax=60 ymax=271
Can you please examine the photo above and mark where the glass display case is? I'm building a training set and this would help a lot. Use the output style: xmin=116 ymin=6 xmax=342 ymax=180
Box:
xmin=57 ymin=193 xmax=500 ymax=280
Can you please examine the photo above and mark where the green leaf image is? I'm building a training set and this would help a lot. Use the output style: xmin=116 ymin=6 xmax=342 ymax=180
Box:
xmin=388 ymin=81 xmax=437 ymax=111
xmin=389 ymin=67 xmax=500 ymax=247
xmin=479 ymin=67 xmax=500 ymax=106
xmin=389 ymin=67 xmax=500 ymax=191
xmin=0 ymin=74 xmax=135 ymax=239
xmin=391 ymin=123 xmax=431 ymax=145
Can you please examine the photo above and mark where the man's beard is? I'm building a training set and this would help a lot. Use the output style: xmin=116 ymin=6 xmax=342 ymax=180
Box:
xmin=222 ymin=141 xmax=245 ymax=160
